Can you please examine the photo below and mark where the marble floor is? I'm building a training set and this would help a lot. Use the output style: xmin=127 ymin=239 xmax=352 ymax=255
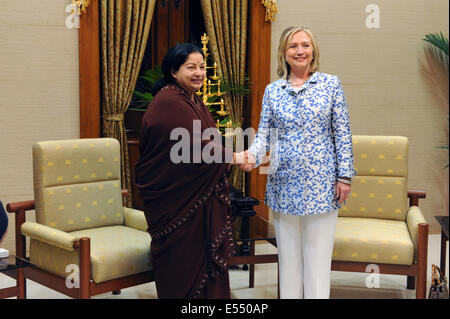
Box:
xmin=1 ymin=234 xmax=447 ymax=299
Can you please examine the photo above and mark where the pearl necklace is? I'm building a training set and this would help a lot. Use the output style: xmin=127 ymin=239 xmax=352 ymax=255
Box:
xmin=288 ymin=77 xmax=308 ymax=87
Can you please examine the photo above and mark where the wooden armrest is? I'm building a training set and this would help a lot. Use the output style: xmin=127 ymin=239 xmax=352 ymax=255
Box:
xmin=6 ymin=200 xmax=35 ymax=213
xmin=407 ymin=190 xmax=426 ymax=207
xmin=7 ymin=192 xmax=129 ymax=212
xmin=6 ymin=191 xmax=128 ymax=211
xmin=5 ymin=200 xmax=35 ymax=259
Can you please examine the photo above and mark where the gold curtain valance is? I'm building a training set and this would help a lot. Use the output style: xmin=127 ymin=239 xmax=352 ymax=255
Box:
xmin=261 ymin=0 xmax=278 ymax=22
xmin=71 ymin=0 xmax=91 ymax=16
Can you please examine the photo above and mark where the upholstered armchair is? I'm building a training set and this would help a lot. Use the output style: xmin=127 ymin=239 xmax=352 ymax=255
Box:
xmin=332 ymin=135 xmax=428 ymax=298
xmin=6 ymin=138 xmax=153 ymax=298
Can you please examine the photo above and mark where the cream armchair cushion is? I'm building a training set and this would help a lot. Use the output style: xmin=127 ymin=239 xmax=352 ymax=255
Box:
xmin=338 ymin=136 xmax=409 ymax=221
xmin=124 ymin=207 xmax=149 ymax=232
xmin=333 ymin=217 xmax=414 ymax=265
xmin=71 ymin=226 xmax=151 ymax=283
xmin=33 ymin=139 xmax=124 ymax=232
xmin=27 ymin=225 xmax=152 ymax=283
xmin=339 ymin=176 xmax=408 ymax=221
xmin=22 ymin=222 xmax=77 ymax=251
xmin=29 ymin=239 xmax=79 ymax=278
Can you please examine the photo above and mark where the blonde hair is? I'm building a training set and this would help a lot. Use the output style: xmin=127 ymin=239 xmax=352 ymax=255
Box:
xmin=277 ymin=26 xmax=320 ymax=78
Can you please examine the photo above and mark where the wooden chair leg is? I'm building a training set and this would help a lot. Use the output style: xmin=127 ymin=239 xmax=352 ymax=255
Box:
xmin=277 ymin=263 xmax=280 ymax=299
xmin=17 ymin=268 xmax=26 ymax=299
xmin=440 ymin=230 xmax=447 ymax=277
xmin=79 ymin=237 xmax=91 ymax=299
xmin=416 ymin=223 xmax=428 ymax=299
xmin=407 ymin=276 xmax=415 ymax=289
xmin=14 ymin=207 xmax=27 ymax=299
xmin=416 ymin=274 xmax=426 ymax=299
xmin=249 ymin=241 xmax=255 ymax=288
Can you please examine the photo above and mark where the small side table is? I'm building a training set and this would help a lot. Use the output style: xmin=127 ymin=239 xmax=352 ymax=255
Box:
xmin=0 ymin=255 xmax=30 ymax=299
xmin=230 ymin=187 xmax=259 ymax=271
xmin=435 ymin=216 xmax=449 ymax=276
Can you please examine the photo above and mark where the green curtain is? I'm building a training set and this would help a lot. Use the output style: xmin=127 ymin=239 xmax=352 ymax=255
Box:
xmin=100 ymin=0 xmax=156 ymax=206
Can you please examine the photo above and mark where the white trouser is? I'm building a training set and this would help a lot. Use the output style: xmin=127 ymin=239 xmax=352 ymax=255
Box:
xmin=272 ymin=208 xmax=338 ymax=299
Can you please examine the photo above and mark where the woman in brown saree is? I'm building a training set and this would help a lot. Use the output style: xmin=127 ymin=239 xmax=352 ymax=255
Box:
xmin=135 ymin=43 xmax=242 ymax=299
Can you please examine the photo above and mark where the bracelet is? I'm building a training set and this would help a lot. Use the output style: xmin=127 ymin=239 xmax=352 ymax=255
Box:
xmin=337 ymin=178 xmax=352 ymax=185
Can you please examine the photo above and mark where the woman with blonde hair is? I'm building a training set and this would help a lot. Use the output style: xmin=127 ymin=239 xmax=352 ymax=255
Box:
xmin=240 ymin=26 xmax=356 ymax=299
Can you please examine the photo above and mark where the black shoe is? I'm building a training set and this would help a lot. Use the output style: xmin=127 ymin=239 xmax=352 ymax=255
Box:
xmin=0 ymin=201 xmax=8 ymax=244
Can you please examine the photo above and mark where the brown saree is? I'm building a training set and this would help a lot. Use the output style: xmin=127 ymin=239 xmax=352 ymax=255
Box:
xmin=135 ymin=84 xmax=236 ymax=299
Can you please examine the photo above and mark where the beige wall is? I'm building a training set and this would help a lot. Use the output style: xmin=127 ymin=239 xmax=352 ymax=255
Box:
xmin=0 ymin=0 xmax=80 ymax=252
xmin=271 ymin=0 xmax=449 ymax=232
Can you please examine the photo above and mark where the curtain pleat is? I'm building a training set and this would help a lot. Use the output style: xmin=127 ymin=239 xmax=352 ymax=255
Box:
xmin=101 ymin=0 xmax=156 ymax=207
xmin=200 ymin=0 xmax=248 ymax=193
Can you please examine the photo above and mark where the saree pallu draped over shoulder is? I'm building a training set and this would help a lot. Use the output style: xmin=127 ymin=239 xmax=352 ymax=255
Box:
xmin=135 ymin=84 xmax=236 ymax=299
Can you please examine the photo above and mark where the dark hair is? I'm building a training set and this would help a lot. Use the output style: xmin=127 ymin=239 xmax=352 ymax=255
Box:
xmin=151 ymin=43 xmax=203 ymax=95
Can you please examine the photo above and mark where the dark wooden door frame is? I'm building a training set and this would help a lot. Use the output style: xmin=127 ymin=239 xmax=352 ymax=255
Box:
xmin=247 ymin=1 xmax=271 ymax=221
xmin=78 ymin=0 xmax=101 ymax=138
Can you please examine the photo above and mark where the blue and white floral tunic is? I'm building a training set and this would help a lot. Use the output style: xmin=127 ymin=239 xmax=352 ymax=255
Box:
xmin=248 ymin=71 xmax=356 ymax=216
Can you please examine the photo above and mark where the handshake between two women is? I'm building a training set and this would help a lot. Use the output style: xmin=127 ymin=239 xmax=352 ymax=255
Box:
xmin=232 ymin=150 xmax=256 ymax=172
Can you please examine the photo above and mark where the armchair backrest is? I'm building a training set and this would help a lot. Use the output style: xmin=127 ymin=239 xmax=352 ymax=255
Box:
xmin=33 ymin=138 xmax=124 ymax=232
xmin=338 ymin=135 xmax=409 ymax=221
